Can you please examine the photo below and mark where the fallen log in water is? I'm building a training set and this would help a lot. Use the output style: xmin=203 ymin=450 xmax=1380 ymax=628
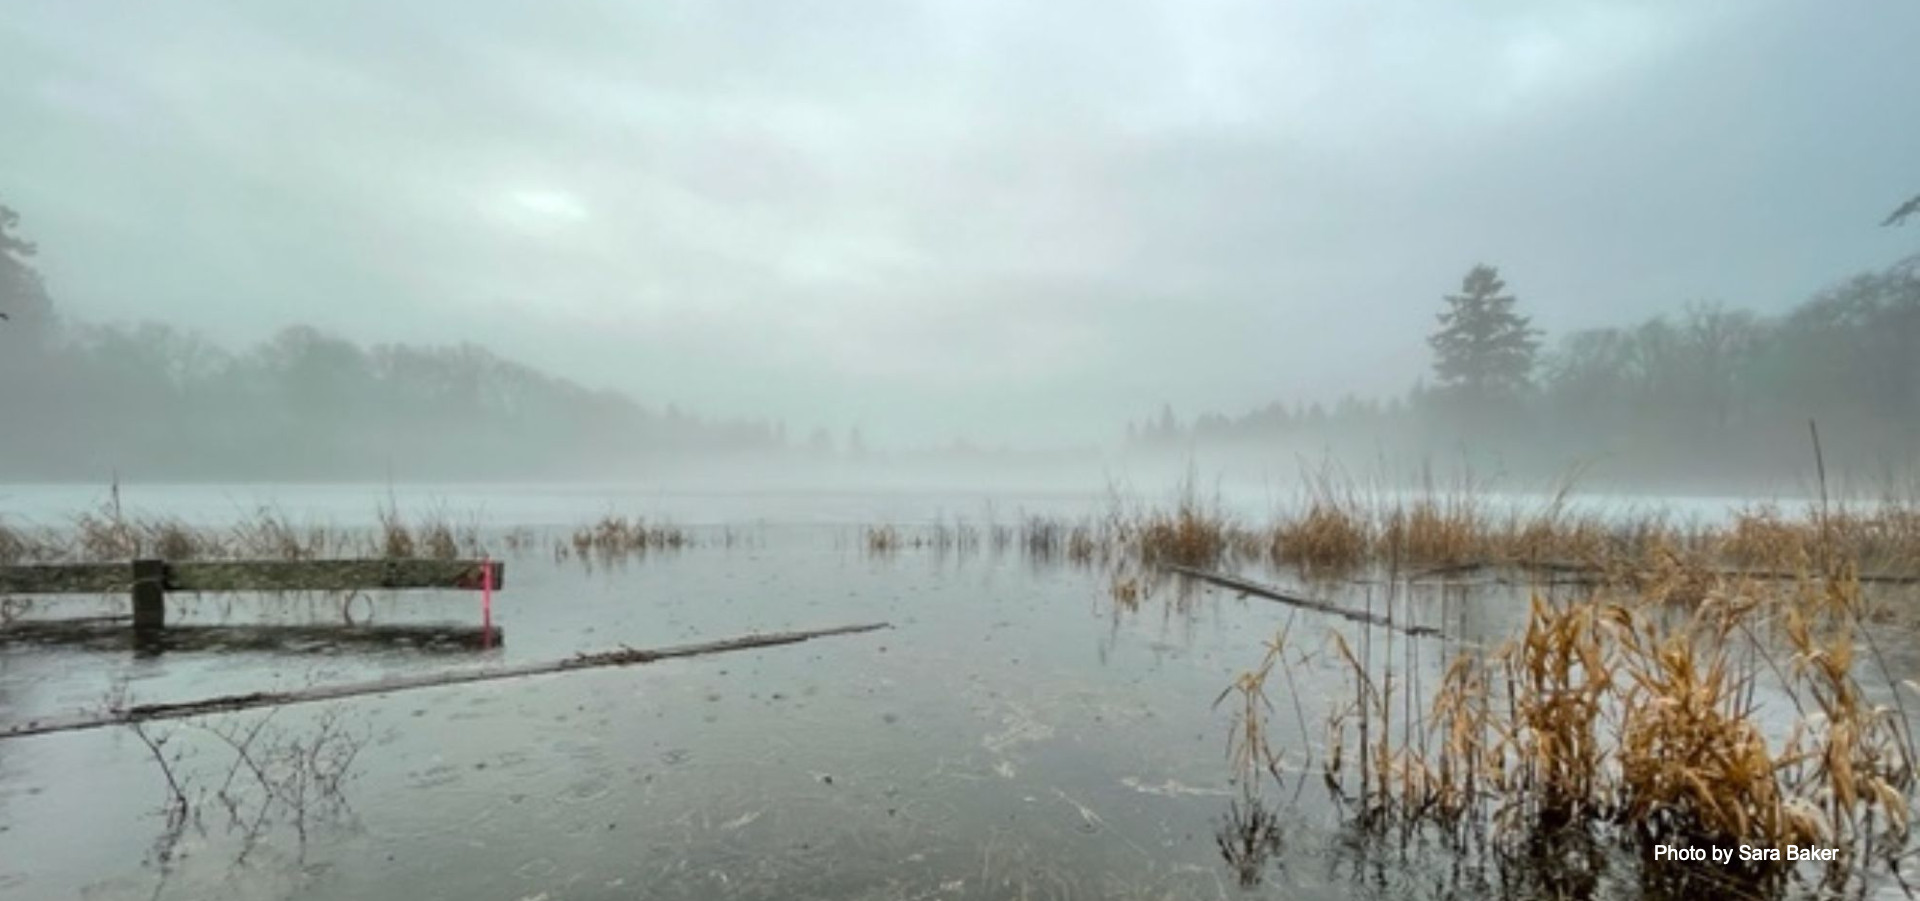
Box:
xmin=0 ymin=622 xmax=890 ymax=741
xmin=1164 ymin=565 xmax=1443 ymax=638
xmin=1404 ymin=561 xmax=1491 ymax=582
xmin=1410 ymin=558 xmax=1920 ymax=585
xmin=1686 ymin=565 xmax=1918 ymax=585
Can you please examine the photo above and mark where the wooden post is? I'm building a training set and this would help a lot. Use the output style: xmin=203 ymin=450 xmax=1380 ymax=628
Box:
xmin=131 ymin=558 xmax=166 ymax=632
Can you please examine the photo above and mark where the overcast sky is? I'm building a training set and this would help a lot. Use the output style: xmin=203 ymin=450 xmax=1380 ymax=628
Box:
xmin=2 ymin=1 xmax=1916 ymax=447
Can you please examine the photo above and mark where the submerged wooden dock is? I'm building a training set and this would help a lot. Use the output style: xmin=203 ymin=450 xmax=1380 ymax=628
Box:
xmin=0 ymin=557 xmax=504 ymax=631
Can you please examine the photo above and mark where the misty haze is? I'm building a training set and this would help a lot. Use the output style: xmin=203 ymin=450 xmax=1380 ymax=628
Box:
xmin=3 ymin=3 xmax=1920 ymax=900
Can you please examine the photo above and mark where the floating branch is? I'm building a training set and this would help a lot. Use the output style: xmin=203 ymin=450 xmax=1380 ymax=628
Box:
xmin=0 ymin=622 xmax=890 ymax=740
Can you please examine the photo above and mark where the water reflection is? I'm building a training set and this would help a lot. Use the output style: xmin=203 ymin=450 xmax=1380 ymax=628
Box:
xmin=1215 ymin=794 xmax=1285 ymax=887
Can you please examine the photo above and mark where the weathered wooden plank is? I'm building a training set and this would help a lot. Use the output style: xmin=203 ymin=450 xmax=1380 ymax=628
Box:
xmin=0 ymin=562 xmax=131 ymax=594
xmin=0 ymin=559 xmax=503 ymax=595
xmin=165 ymin=559 xmax=503 ymax=593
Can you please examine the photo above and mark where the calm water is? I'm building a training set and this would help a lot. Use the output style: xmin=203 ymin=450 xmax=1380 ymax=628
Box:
xmin=0 ymin=484 xmax=1912 ymax=900
xmin=0 ymin=480 xmax=1786 ymax=530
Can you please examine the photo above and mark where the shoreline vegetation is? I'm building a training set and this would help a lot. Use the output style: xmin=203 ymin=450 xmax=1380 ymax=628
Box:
xmin=2 ymin=468 xmax=1918 ymax=576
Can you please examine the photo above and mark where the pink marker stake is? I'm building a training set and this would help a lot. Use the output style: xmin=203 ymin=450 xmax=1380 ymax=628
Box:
xmin=481 ymin=555 xmax=494 ymax=649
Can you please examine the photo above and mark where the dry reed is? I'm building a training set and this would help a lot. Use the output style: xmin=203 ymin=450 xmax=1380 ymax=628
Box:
xmin=1296 ymin=571 xmax=1913 ymax=877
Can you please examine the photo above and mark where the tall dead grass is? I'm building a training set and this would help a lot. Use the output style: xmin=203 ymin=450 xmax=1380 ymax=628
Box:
xmin=0 ymin=488 xmax=488 ymax=564
xmin=1272 ymin=569 xmax=1915 ymax=877
xmin=917 ymin=471 xmax=1920 ymax=598
xmin=1723 ymin=502 xmax=1920 ymax=576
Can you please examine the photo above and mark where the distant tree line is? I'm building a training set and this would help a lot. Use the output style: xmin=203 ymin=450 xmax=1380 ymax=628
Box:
xmin=0 ymin=205 xmax=784 ymax=480
xmin=1129 ymin=255 xmax=1920 ymax=486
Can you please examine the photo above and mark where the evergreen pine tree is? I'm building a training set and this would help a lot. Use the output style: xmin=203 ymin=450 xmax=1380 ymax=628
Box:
xmin=1428 ymin=264 xmax=1540 ymax=411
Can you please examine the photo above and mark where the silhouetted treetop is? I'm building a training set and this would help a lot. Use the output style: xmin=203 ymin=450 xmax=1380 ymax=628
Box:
xmin=0 ymin=204 xmax=54 ymax=329
xmin=1884 ymin=193 xmax=1920 ymax=227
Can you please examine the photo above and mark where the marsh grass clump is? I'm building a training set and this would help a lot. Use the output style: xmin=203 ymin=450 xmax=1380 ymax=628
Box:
xmin=0 ymin=519 xmax=66 ymax=565
xmin=1270 ymin=502 xmax=1371 ymax=574
xmin=370 ymin=502 xmax=481 ymax=560
xmin=1020 ymin=517 xmax=1064 ymax=559
xmin=500 ymin=527 xmax=539 ymax=554
xmin=865 ymin=525 xmax=905 ymax=554
xmin=376 ymin=505 xmax=415 ymax=559
xmin=1396 ymin=498 xmax=1485 ymax=567
xmin=1608 ymin=581 xmax=1911 ymax=852
xmin=568 ymin=515 xmax=691 ymax=558
xmin=229 ymin=507 xmax=337 ymax=560
xmin=1132 ymin=488 xmax=1240 ymax=568
xmin=1135 ymin=506 xmax=1234 ymax=568
xmin=1602 ymin=538 xmax=1725 ymax=607
xmin=1713 ymin=494 xmax=1920 ymax=579
xmin=1495 ymin=597 xmax=1624 ymax=828
xmin=926 ymin=519 xmax=983 ymax=556
xmin=1613 ymin=610 xmax=1809 ymax=847
xmin=1097 ymin=472 xmax=1247 ymax=571
xmin=1500 ymin=506 xmax=1668 ymax=571
xmin=417 ymin=518 xmax=462 ymax=561
xmin=1066 ymin=522 xmax=1101 ymax=564
xmin=1010 ymin=516 xmax=1108 ymax=564
xmin=147 ymin=519 xmax=203 ymax=561
xmin=73 ymin=492 xmax=141 ymax=561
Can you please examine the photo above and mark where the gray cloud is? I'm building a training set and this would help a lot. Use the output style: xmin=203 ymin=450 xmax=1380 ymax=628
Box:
xmin=3 ymin=0 xmax=1916 ymax=446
